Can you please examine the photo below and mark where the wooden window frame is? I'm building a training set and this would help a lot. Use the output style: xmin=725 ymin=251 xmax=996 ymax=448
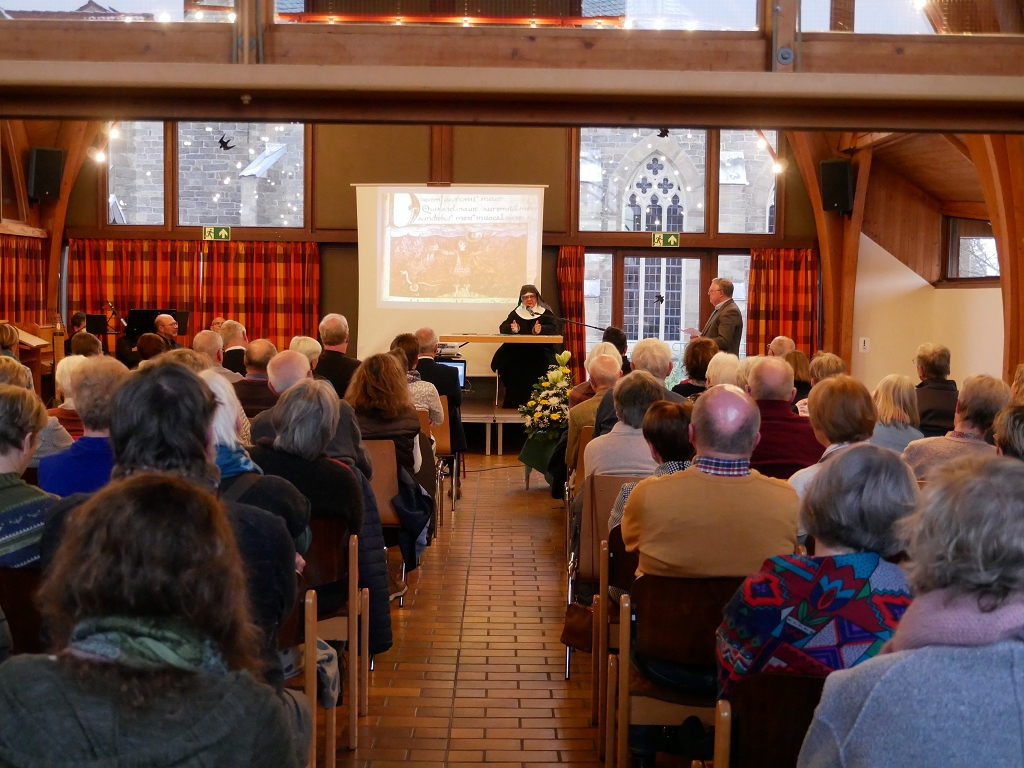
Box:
xmin=938 ymin=213 xmax=1001 ymax=287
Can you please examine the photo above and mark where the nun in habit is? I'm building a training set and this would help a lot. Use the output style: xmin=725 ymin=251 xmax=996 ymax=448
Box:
xmin=490 ymin=284 xmax=558 ymax=409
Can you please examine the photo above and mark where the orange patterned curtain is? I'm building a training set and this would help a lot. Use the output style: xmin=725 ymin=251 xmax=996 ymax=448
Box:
xmin=0 ymin=235 xmax=49 ymax=325
xmin=67 ymin=239 xmax=320 ymax=351
xmin=556 ymin=245 xmax=586 ymax=383
xmin=746 ymin=248 xmax=820 ymax=357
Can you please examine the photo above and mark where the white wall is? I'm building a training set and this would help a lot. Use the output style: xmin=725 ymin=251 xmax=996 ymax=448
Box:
xmin=851 ymin=233 xmax=1003 ymax=390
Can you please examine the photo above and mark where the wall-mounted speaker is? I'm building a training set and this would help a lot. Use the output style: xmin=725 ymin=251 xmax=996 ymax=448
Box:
xmin=26 ymin=147 xmax=65 ymax=202
xmin=820 ymin=158 xmax=854 ymax=215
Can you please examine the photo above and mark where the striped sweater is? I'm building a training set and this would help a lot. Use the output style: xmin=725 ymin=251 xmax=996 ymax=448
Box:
xmin=0 ymin=472 xmax=55 ymax=568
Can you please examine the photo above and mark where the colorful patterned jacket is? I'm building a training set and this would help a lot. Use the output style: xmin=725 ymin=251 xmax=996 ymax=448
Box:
xmin=715 ymin=552 xmax=911 ymax=699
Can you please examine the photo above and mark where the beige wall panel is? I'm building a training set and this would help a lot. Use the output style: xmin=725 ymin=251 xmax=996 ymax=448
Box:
xmin=452 ymin=126 xmax=568 ymax=233
xmin=313 ymin=124 xmax=431 ymax=231
xmin=783 ymin=143 xmax=816 ymax=238
xmin=319 ymin=244 xmax=361 ymax=353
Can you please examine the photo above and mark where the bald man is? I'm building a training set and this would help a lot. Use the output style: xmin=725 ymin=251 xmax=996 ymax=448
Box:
xmin=621 ymin=385 xmax=798 ymax=579
xmin=747 ymin=357 xmax=824 ymax=478
xmin=193 ymin=329 xmax=242 ymax=383
xmin=768 ymin=336 xmax=796 ymax=357
xmin=154 ymin=313 xmax=182 ymax=351
xmin=232 ymin=338 xmax=279 ymax=418
xmin=565 ymin=354 xmax=621 ymax=471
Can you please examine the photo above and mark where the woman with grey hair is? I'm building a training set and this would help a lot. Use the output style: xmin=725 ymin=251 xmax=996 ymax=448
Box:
xmin=799 ymin=454 xmax=1024 ymax=766
xmin=717 ymin=443 xmax=914 ymax=699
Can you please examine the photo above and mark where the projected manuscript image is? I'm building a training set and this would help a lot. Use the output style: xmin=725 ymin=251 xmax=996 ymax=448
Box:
xmin=380 ymin=191 xmax=538 ymax=304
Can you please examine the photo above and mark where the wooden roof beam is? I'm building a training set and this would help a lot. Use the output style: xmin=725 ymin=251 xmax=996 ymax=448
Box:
xmin=839 ymin=132 xmax=915 ymax=152
xmin=940 ymin=201 xmax=989 ymax=219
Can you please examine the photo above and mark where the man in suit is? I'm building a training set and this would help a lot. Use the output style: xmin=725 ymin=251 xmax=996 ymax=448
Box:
xmin=415 ymin=327 xmax=467 ymax=456
xmin=696 ymin=277 xmax=743 ymax=355
xmin=64 ymin=311 xmax=86 ymax=357
xmin=219 ymin=320 xmax=248 ymax=376
xmin=315 ymin=313 xmax=361 ymax=397
xmin=232 ymin=338 xmax=279 ymax=417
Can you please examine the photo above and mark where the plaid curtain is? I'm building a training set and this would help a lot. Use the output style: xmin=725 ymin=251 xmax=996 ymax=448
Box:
xmin=67 ymin=239 xmax=319 ymax=351
xmin=746 ymin=248 xmax=820 ymax=357
xmin=0 ymin=235 xmax=49 ymax=325
xmin=556 ymin=245 xmax=586 ymax=383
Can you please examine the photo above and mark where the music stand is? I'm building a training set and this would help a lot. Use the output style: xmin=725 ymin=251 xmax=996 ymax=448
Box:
xmin=84 ymin=314 xmax=107 ymax=335
xmin=174 ymin=311 xmax=190 ymax=337
xmin=125 ymin=309 xmax=175 ymax=342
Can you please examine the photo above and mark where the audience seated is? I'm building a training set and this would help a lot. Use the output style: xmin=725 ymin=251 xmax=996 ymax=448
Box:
xmin=347 ymin=353 xmax=423 ymax=475
xmin=789 ymin=375 xmax=876 ymax=499
xmin=252 ymin=351 xmax=373 ymax=478
xmin=69 ymin=331 xmax=102 ymax=357
xmin=748 ymin=356 xmax=825 ymax=478
xmin=0 ymin=475 xmax=305 ymax=768
xmin=622 ymin=384 xmax=799 ymax=578
xmin=194 ymin=328 xmax=243 ymax=383
xmin=785 ymin=349 xmax=813 ymax=404
xmin=391 ymin=334 xmax=443 ymax=425
xmin=200 ymin=369 xmax=312 ymax=550
xmin=1012 ymin=363 xmax=1024 ymax=404
xmin=158 ymin=347 xmax=213 ymax=373
xmin=0 ymin=357 xmax=72 ymax=468
xmin=568 ymin=341 xmax=623 ymax=408
xmin=799 ymin=455 xmax=1024 ymax=767
xmin=154 ymin=313 xmax=182 ymax=351
xmin=704 ymin=351 xmax=741 ymax=388
xmin=592 ymin=338 xmax=684 ymax=437
xmin=38 ymin=356 xmax=128 ymax=497
xmin=414 ymin=327 xmax=468 ymax=455
xmin=736 ymin=354 xmax=763 ymax=391
xmin=211 ymin=316 xmax=225 ymax=333
xmin=902 ymin=374 xmax=1010 ymax=480
xmin=768 ymin=335 xmax=796 ymax=357
xmin=600 ymin=326 xmax=631 ymax=377
xmin=63 ymin=312 xmax=86 ymax=357
xmin=135 ymin=332 xmax=166 ymax=363
xmin=868 ymin=374 xmax=924 ymax=454
xmin=717 ymin=444 xmax=914 ymax=699
xmin=289 ymin=335 xmax=323 ymax=371
xmin=607 ymin=399 xmax=694 ymax=531
xmin=671 ymin=337 xmax=718 ymax=398
xmin=794 ymin=352 xmax=846 ymax=417
xmin=584 ymin=371 xmax=663 ymax=480
xmin=316 ymin=313 xmax=361 ymax=397
xmin=48 ymin=355 xmax=87 ymax=439
xmin=0 ymin=323 xmax=19 ymax=361
xmin=914 ymin=342 xmax=959 ymax=438
xmin=219 ymin=320 xmax=249 ymax=376
xmin=565 ymin=354 xmax=621 ymax=472
xmin=233 ymin=339 xmax=279 ymax=418
xmin=0 ymin=384 xmax=56 ymax=567
xmin=994 ymin=404 xmax=1024 ymax=461
xmin=39 ymin=363 xmax=301 ymax=723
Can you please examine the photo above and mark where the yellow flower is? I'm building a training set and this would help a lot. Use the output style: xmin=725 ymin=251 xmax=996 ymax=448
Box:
xmin=527 ymin=400 xmax=536 ymax=407
xmin=542 ymin=382 xmax=551 ymax=388
xmin=561 ymin=367 xmax=571 ymax=374
xmin=540 ymin=400 xmax=548 ymax=405
xmin=551 ymin=413 xmax=561 ymax=420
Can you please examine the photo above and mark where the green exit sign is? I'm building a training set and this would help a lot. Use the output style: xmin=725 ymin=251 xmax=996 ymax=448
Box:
xmin=652 ymin=232 xmax=681 ymax=247
xmin=203 ymin=226 xmax=232 ymax=241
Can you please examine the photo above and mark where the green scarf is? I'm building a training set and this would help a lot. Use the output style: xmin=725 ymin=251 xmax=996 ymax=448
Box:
xmin=66 ymin=616 xmax=228 ymax=674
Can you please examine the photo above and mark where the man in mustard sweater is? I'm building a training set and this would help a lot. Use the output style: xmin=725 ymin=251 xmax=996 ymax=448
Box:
xmin=622 ymin=384 xmax=799 ymax=578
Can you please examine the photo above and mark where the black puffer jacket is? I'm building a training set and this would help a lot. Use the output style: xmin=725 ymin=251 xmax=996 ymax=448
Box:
xmin=350 ymin=465 xmax=393 ymax=656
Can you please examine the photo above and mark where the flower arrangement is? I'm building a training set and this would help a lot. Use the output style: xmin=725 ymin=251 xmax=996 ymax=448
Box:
xmin=519 ymin=351 xmax=574 ymax=440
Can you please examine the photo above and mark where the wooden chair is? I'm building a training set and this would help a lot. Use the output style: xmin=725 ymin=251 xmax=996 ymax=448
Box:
xmin=434 ymin=395 xmax=459 ymax=518
xmin=415 ymin=408 xmax=445 ymax=533
xmin=563 ymin=425 xmax=593 ymax=560
xmin=700 ymin=674 xmax=826 ymax=768
xmin=0 ymin=567 xmax=43 ymax=654
xmin=364 ymin=440 xmax=407 ymax=607
xmin=594 ymin=526 xmax=640 ymax=754
xmin=300 ymin=523 xmax=369 ymax=751
xmin=610 ymin=574 xmax=745 ymax=768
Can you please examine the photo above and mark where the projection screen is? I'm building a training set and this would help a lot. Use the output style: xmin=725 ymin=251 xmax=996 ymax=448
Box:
xmin=355 ymin=185 xmax=546 ymax=374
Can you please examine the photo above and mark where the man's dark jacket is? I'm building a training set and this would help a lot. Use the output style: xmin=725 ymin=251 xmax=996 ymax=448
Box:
xmin=223 ymin=347 xmax=247 ymax=376
xmin=917 ymin=378 xmax=959 ymax=438
xmin=702 ymin=298 xmax=744 ymax=356
xmin=591 ymin=384 xmax=685 ymax=438
xmin=416 ymin=357 xmax=468 ymax=454
xmin=316 ymin=350 xmax=361 ymax=399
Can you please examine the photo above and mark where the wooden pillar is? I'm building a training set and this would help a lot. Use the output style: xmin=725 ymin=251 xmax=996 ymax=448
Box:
xmin=430 ymin=125 xmax=453 ymax=184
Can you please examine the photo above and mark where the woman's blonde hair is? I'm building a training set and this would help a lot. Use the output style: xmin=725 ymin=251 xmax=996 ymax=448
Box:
xmin=873 ymin=374 xmax=920 ymax=428
xmin=345 ymin=353 xmax=412 ymax=419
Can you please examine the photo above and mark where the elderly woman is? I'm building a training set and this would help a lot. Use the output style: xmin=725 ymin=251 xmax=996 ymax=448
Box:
xmin=717 ymin=444 xmax=914 ymax=699
xmin=49 ymin=354 xmax=88 ymax=438
xmin=0 ymin=357 xmax=72 ymax=469
xmin=569 ymin=341 xmax=623 ymax=408
xmin=794 ymin=351 xmax=847 ymax=417
xmin=868 ymin=374 xmax=924 ymax=454
xmin=0 ymin=384 xmax=56 ymax=567
xmin=0 ymin=323 xmax=19 ymax=360
xmin=289 ymin=335 xmax=323 ymax=371
xmin=799 ymin=454 xmax=1024 ymax=766
xmin=346 ymin=353 xmax=423 ymax=475
xmin=672 ymin=337 xmax=718 ymax=398
xmin=789 ymin=375 xmax=877 ymax=499
xmin=390 ymin=334 xmax=443 ymax=425
xmin=199 ymin=369 xmax=311 ymax=550
xmin=784 ymin=349 xmax=812 ymax=406
xmin=704 ymin=351 xmax=741 ymax=389
xmin=0 ymin=474 xmax=301 ymax=767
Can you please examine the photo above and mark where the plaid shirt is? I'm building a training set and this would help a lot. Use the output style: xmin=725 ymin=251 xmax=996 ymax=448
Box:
xmin=608 ymin=461 xmax=690 ymax=531
xmin=692 ymin=455 xmax=751 ymax=477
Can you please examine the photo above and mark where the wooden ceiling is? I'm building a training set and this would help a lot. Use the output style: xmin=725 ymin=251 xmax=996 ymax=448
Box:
xmin=871 ymin=133 xmax=984 ymax=204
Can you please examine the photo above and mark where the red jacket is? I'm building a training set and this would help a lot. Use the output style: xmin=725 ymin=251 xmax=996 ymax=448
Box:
xmin=750 ymin=399 xmax=825 ymax=479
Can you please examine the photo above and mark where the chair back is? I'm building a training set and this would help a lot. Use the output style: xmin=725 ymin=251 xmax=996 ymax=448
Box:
xmin=575 ymin=425 xmax=594 ymax=479
xmin=277 ymin=572 xmax=308 ymax=648
xmin=434 ymin=395 xmax=453 ymax=457
xmin=0 ymin=567 xmax=44 ymax=654
xmin=365 ymin=439 xmax=402 ymax=527
xmin=302 ymin=517 xmax=352 ymax=590
xmin=416 ymin=409 xmax=432 ymax=440
xmin=579 ymin=473 xmax=647 ymax=582
xmin=607 ymin=525 xmax=639 ymax=591
xmin=728 ymin=674 xmax=826 ymax=768
xmin=630 ymin=574 xmax=744 ymax=666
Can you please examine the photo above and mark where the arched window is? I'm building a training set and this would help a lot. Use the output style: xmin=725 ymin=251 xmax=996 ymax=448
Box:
xmin=645 ymin=194 xmax=663 ymax=232
xmin=623 ymin=153 xmax=684 ymax=233
xmin=666 ymin=194 xmax=684 ymax=231
xmin=625 ymin=194 xmax=642 ymax=232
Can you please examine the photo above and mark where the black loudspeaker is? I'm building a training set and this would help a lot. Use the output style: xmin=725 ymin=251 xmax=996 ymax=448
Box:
xmin=26 ymin=147 xmax=65 ymax=202
xmin=820 ymin=158 xmax=854 ymax=215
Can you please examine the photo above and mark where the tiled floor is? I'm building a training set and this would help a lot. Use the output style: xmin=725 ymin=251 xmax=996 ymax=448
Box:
xmin=331 ymin=454 xmax=599 ymax=768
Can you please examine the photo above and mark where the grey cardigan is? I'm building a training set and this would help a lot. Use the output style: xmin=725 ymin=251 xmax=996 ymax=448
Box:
xmin=799 ymin=641 xmax=1024 ymax=767
xmin=0 ymin=655 xmax=298 ymax=768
